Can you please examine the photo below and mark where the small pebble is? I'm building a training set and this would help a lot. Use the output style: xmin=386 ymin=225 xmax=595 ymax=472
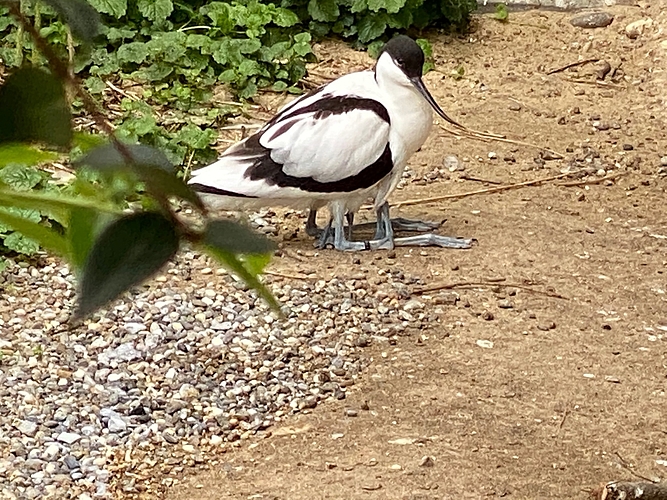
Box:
xmin=537 ymin=321 xmax=556 ymax=331
xmin=345 ymin=409 xmax=359 ymax=417
xmin=570 ymin=11 xmax=614 ymax=29
xmin=419 ymin=456 xmax=435 ymax=467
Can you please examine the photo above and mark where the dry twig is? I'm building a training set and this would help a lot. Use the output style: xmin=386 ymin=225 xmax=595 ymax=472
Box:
xmin=459 ymin=174 xmax=503 ymax=185
xmin=392 ymin=170 xmax=583 ymax=208
xmin=439 ymin=124 xmax=564 ymax=159
xmin=413 ymin=280 xmax=568 ymax=300
xmin=546 ymin=58 xmax=600 ymax=75
xmin=614 ymin=452 xmax=659 ymax=484
xmin=558 ymin=171 xmax=626 ymax=187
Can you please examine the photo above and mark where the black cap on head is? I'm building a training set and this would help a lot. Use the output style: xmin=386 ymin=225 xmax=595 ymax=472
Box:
xmin=379 ymin=35 xmax=425 ymax=79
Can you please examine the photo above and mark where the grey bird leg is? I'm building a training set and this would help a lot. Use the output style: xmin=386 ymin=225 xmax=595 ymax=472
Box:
xmin=306 ymin=205 xmax=437 ymax=241
xmin=305 ymin=210 xmax=320 ymax=237
xmin=346 ymin=212 xmax=355 ymax=240
xmin=315 ymin=203 xmax=471 ymax=251
xmin=315 ymin=219 xmax=334 ymax=249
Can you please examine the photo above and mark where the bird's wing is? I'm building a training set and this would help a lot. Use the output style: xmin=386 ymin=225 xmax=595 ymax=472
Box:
xmin=189 ymin=73 xmax=393 ymax=199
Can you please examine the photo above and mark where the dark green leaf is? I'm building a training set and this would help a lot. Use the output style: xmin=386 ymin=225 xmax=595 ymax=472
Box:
xmin=43 ymin=0 xmax=101 ymax=42
xmin=0 ymin=164 xmax=47 ymax=191
xmin=0 ymin=144 xmax=59 ymax=168
xmin=76 ymin=212 xmax=179 ymax=318
xmin=204 ymin=219 xmax=275 ymax=255
xmin=88 ymin=0 xmax=127 ymax=17
xmin=357 ymin=13 xmax=388 ymax=43
xmin=116 ymin=42 xmax=149 ymax=64
xmin=68 ymin=207 xmax=100 ymax=271
xmin=308 ymin=0 xmax=339 ymax=22
xmin=137 ymin=0 xmax=173 ymax=23
xmin=0 ymin=68 xmax=72 ymax=148
xmin=0 ymin=209 xmax=67 ymax=255
xmin=368 ymin=0 xmax=406 ymax=13
xmin=74 ymin=143 xmax=204 ymax=209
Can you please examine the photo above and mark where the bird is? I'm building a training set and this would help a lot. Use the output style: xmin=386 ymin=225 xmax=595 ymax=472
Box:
xmin=188 ymin=35 xmax=472 ymax=251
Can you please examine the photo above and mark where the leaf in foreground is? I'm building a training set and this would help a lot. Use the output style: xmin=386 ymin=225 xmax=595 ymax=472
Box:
xmin=74 ymin=142 xmax=204 ymax=209
xmin=0 ymin=68 xmax=72 ymax=148
xmin=0 ymin=143 xmax=59 ymax=168
xmin=205 ymin=246 xmax=280 ymax=313
xmin=203 ymin=219 xmax=276 ymax=255
xmin=76 ymin=212 xmax=179 ymax=319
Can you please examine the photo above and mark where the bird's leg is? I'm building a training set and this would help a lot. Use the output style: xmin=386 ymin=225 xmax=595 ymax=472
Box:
xmin=305 ymin=209 xmax=321 ymax=237
xmin=369 ymin=202 xmax=472 ymax=250
xmin=345 ymin=212 xmax=355 ymax=240
xmin=346 ymin=202 xmax=440 ymax=235
xmin=391 ymin=217 xmax=441 ymax=232
xmin=373 ymin=202 xmax=394 ymax=241
xmin=314 ymin=218 xmax=334 ymax=249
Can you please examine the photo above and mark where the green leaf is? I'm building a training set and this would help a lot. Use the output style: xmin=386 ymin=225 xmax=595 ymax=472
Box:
xmin=68 ymin=207 xmax=100 ymax=271
xmin=137 ymin=0 xmax=173 ymax=23
xmin=42 ymin=0 xmax=101 ymax=42
xmin=494 ymin=3 xmax=509 ymax=21
xmin=240 ymin=253 xmax=271 ymax=276
xmin=368 ymin=0 xmax=406 ymax=13
xmin=203 ymin=219 xmax=275 ymax=255
xmin=74 ymin=143 xmax=205 ymax=209
xmin=3 ymin=232 xmax=40 ymax=255
xmin=117 ymin=42 xmax=149 ymax=64
xmin=0 ymin=209 xmax=67 ymax=256
xmin=76 ymin=212 xmax=179 ymax=318
xmin=0 ymin=68 xmax=72 ymax=148
xmin=88 ymin=0 xmax=127 ymax=18
xmin=357 ymin=14 xmax=388 ymax=43
xmin=0 ymin=144 xmax=59 ymax=168
xmin=0 ymin=165 xmax=47 ymax=191
xmin=351 ymin=0 xmax=367 ymax=13
xmin=0 ymin=188 xmax=120 ymax=216
xmin=274 ymin=8 xmax=299 ymax=27
xmin=308 ymin=0 xmax=339 ymax=22
xmin=204 ymin=245 xmax=279 ymax=312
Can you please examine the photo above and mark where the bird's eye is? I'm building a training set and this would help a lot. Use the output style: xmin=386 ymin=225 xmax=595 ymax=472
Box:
xmin=396 ymin=58 xmax=404 ymax=66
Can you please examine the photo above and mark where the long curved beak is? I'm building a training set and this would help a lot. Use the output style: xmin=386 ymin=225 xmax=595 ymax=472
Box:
xmin=410 ymin=76 xmax=463 ymax=129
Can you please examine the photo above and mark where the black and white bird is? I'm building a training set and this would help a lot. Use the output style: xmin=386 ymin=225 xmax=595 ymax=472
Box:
xmin=188 ymin=35 xmax=472 ymax=251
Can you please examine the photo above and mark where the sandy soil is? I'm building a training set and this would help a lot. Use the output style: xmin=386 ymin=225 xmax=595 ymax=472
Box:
xmin=136 ymin=4 xmax=667 ymax=499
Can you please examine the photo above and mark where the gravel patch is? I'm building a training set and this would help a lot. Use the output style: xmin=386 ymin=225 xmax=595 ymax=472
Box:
xmin=0 ymin=244 xmax=429 ymax=498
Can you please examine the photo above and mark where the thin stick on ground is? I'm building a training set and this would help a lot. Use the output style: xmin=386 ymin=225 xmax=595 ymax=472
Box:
xmin=460 ymin=174 xmax=503 ymax=185
xmin=412 ymin=280 xmax=569 ymax=300
xmin=264 ymin=270 xmax=313 ymax=280
xmin=392 ymin=170 xmax=583 ymax=208
xmin=614 ymin=452 xmax=659 ymax=484
xmin=546 ymin=58 xmax=600 ymax=75
xmin=558 ymin=171 xmax=626 ymax=187
xmin=440 ymin=124 xmax=565 ymax=159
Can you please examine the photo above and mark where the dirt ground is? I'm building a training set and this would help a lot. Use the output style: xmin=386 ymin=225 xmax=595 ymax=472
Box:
xmin=156 ymin=4 xmax=667 ymax=500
